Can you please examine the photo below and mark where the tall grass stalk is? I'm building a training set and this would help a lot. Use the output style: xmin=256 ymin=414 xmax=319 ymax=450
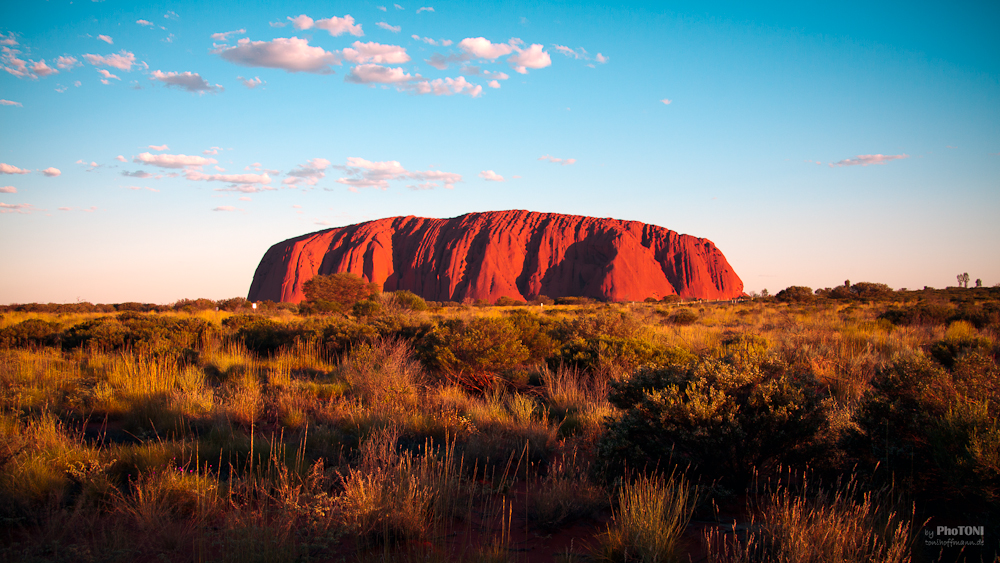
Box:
xmin=597 ymin=470 xmax=697 ymax=563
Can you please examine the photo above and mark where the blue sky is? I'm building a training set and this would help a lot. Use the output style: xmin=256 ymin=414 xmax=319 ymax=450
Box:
xmin=1 ymin=0 xmax=998 ymax=303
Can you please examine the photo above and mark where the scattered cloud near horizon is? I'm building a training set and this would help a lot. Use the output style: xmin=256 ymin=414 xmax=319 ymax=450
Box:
xmin=830 ymin=154 xmax=909 ymax=167
xmin=41 ymin=167 xmax=61 ymax=177
xmin=1 ymin=99 xmax=22 ymax=106
xmin=150 ymin=70 xmax=223 ymax=93
xmin=335 ymin=157 xmax=461 ymax=190
xmin=134 ymin=152 xmax=217 ymax=169
xmin=1 ymin=163 xmax=31 ymax=174
xmin=287 ymin=14 xmax=363 ymax=36
xmin=217 ymin=37 xmax=340 ymax=74
xmin=0 ymin=186 xmax=16 ymax=193
xmin=538 ymin=155 xmax=576 ymax=165
xmin=479 ymin=170 xmax=504 ymax=181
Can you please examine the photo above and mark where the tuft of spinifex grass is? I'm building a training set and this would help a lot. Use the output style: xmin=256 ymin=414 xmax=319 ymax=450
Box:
xmin=596 ymin=470 xmax=697 ymax=563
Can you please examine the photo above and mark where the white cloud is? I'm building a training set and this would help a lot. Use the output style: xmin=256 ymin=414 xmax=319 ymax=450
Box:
xmin=0 ymin=99 xmax=22 ymax=106
xmin=97 ymin=35 xmax=113 ymax=44
xmin=186 ymin=170 xmax=271 ymax=184
xmin=483 ymin=70 xmax=508 ymax=80
xmin=660 ymin=98 xmax=671 ymax=105
xmin=284 ymin=158 xmax=330 ymax=186
xmin=487 ymin=80 xmax=500 ymax=88
xmin=394 ymin=4 xmax=404 ymax=9
xmin=554 ymin=45 xmax=584 ymax=59
xmin=31 ymin=60 xmax=58 ymax=77
xmin=122 ymin=170 xmax=153 ymax=178
xmin=211 ymin=29 xmax=246 ymax=41
xmin=426 ymin=52 xmax=469 ymax=70
xmin=830 ymin=154 xmax=909 ymax=167
xmin=538 ymin=155 xmax=575 ymax=165
xmin=0 ymin=32 xmax=16 ymax=46
xmin=335 ymin=157 xmax=461 ymax=190
xmin=239 ymin=196 xmax=251 ymax=201
xmin=378 ymin=5 xmax=387 ymax=11
xmin=41 ymin=167 xmax=61 ymax=177
xmin=0 ymin=163 xmax=30 ymax=174
xmin=376 ymin=22 xmax=401 ymax=32
xmin=238 ymin=76 xmax=263 ymax=88
xmin=136 ymin=19 xmax=154 ymax=26
xmin=416 ymin=6 xmax=434 ymax=13
xmin=213 ymin=206 xmax=238 ymax=212
xmin=97 ymin=68 xmax=120 ymax=80
xmin=203 ymin=146 xmax=221 ymax=155
xmin=148 ymin=144 xmax=169 ymax=151
xmin=0 ymin=202 xmax=40 ymax=214
xmin=214 ymin=166 xmax=225 ymax=171
xmin=134 ymin=152 xmax=217 ymax=169
xmin=412 ymin=35 xmax=452 ymax=46
xmin=595 ymin=53 xmax=608 ymax=63
xmin=346 ymin=63 xmax=417 ymax=84
xmin=509 ymin=43 xmax=550 ymax=73
xmin=74 ymin=80 xmax=81 ymax=86
xmin=218 ymin=37 xmax=340 ymax=73
xmin=459 ymin=37 xmax=512 ymax=60
xmin=288 ymin=14 xmax=363 ymax=36
xmin=115 ymin=155 xmax=127 ymax=162
xmin=479 ymin=170 xmax=504 ymax=181
xmin=55 ymin=55 xmax=79 ymax=69
xmin=342 ymin=41 xmax=410 ymax=64
xmin=0 ymin=186 xmax=15 ymax=193
xmin=82 ymin=50 xmax=137 ymax=71
xmin=150 ymin=70 xmax=223 ymax=93
xmin=408 ymin=76 xmax=482 ymax=97
xmin=287 ymin=15 xmax=314 ymax=29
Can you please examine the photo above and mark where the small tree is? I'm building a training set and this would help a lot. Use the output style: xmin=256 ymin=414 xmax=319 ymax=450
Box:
xmin=302 ymin=272 xmax=379 ymax=313
xmin=957 ymin=273 xmax=970 ymax=288
xmin=775 ymin=286 xmax=814 ymax=303
xmin=976 ymin=279 xmax=983 ymax=288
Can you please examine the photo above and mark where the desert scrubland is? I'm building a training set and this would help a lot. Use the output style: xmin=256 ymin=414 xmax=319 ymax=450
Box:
xmin=0 ymin=285 xmax=997 ymax=562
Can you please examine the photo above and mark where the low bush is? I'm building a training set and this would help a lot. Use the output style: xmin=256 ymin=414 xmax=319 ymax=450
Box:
xmin=668 ymin=308 xmax=699 ymax=325
xmin=597 ymin=357 xmax=829 ymax=485
xmin=0 ymin=319 xmax=63 ymax=348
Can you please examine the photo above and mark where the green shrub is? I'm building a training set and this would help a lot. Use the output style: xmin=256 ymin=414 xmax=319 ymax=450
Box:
xmin=668 ymin=308 xmax=698 ymax=325
xmin=0 ymin=319 xmax=63 ymax=348
xmin=775 ymin=286 xmax=814 ymax=303
xmin=597 ymin=358 xmax=828 ymax=484
xmin=63 ymin=313 xmax=211 ymax=354
xmin=385 ymin=290 xmax=428 ymax=311
xmin=878 ymin=302 xmax=954 ymax=326
xmin=418 ymin=317 xmax=530 ymax=379
xmin=223 ymin=315 xmax=297 ymax=356
xmin=928 ymin=321 xmax=993 ymax=369
xmin=352 ymin=299 xmax=382 ymax=317
xmin=852 ymin=355 xmax=1000 ymax=510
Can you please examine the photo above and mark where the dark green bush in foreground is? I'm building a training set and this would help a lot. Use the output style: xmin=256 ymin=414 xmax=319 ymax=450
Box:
xmin=597 ymin=354 xmax=829 ymax=485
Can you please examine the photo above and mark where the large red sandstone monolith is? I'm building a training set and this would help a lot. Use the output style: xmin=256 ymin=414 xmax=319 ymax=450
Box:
xmin=247 ymin=210 xmax=743 ymax=303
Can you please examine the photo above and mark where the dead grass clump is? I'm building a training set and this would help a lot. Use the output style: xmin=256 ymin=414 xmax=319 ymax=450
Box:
xmin=596 ymin=470 xmax=697 ymax=563
xmin=705 ymin=475 xmax=915 ymax=563
xmin=340 ymin=338 xmax=424 ymax=412
xmin=528 ymin=448 xmax=607 ymax=530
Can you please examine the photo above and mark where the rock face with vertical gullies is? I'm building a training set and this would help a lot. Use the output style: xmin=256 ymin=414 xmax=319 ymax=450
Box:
xmin=247 ymin=210 xmax=744 ymax=304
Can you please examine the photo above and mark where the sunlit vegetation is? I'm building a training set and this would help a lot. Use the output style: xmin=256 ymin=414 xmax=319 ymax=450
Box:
xmin=0 ymin=285 xmax=997 ymax=561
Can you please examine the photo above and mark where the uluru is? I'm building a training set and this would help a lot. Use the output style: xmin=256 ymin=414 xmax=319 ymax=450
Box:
xmin=247 ymin=210 xmax=743 ymax=304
